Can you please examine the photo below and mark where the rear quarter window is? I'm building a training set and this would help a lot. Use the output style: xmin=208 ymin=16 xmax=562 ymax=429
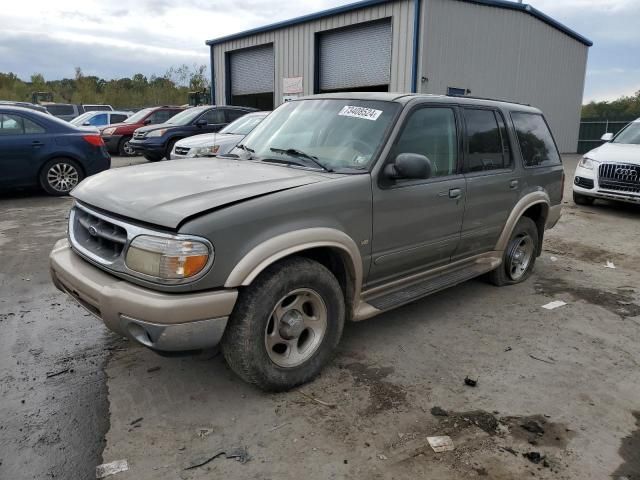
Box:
xmin=46 ymin=104 xmax=75 ymax=116
xmin=511 ymin=112 xmax=561 ymax=167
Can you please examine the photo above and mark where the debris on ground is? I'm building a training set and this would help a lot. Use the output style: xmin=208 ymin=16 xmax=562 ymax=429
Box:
xmin=46 ymin=368 xmax=71 ymax=378
xmin=146 ymin=366 xmax=161 ymax=373
xmin=499 ymin=446 xmax=519 ymax=456
xmin=129 ymin=417 xmax=143 ymax=426
xmin=541 ymin=300 xmax=567 ymax=310
xmin=377 ymin=454 xmax=388 ymax=460
xmin=464 ymin=376 xmax=478 ymax=387
xmin=522 ymin=451 xmax=545 ymax=464
xmin=430 ymin=406 xmax=449 ymax=417
xmin=550 ymin=256 xmax=558 ymax=262
xmin=298 ymin=390 xmax=336 ymax=408
xmin=504 ymin=346 xmax=512 ymax=352
xmin=529 ymin=354 xmax=556 ymax=365
xmin=268 ymin=422 xmax=290 ymax=432
xmin=606 ymin=261 xmax=616 ymax=269
xmin=184 ymin=447 xmax=250 ymax=469
xmin=96 ymin=459 xmax=129 ymax=478
xmin=521 ymin=420 xmax=545 ymax=435
xmin=197 ymin=428 xmax=213 ymax=438
xmin=427 ymin=436 xmax=455 ymax=453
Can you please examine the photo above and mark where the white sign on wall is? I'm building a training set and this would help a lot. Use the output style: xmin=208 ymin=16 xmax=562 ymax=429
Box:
xmin=283 ymin=76 xmax=304 ymax=94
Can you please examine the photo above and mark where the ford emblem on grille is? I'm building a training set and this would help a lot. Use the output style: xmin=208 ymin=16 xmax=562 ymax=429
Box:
xmin=615 ymin=168 xmax=637 ymax=177
xmin=88 ymin=225 xmax=98 ymax=237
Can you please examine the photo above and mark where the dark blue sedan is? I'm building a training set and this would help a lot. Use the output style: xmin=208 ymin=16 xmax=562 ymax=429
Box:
xmin=0 ymin=106 xmax=110 ymax=195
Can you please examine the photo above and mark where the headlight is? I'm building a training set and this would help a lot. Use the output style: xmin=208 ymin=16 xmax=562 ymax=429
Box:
xmin=102 ymin=127 xmax=116 ymax=136
xmin=146 ymin=129 xmax=167 ymax=138
xmin=190 ymin=145 xmax=220 ymax=157
xmin=578 ymin=157 xmax=597 ymax=170
xmin=125 ymin=235 xmax=212 ymax=280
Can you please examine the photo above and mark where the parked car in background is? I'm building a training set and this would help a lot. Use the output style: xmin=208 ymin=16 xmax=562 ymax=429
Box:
xmin=0 ymin=101 xmax=51 ymax=114
xmin=573 ymin=118 xmax=640 ymax=205
xmin=42 ymin=103 xmax=83 ymax=121
xmin=100 ymin=106 xmax=185 ymax=156
xmin=70 ymin=110 xmax=133 ymax=129
xmin=171 ymin=111 xmax=269 ymax=159
xmin=49 ymin=93 xmax=563 ymax=391
xmin=0 ymin=106 xmax=110 ymax=195
xmin=129 ymin=105 xmax=256 ymax=161
xmin=82 ymin=104 xmax=113 ymax=112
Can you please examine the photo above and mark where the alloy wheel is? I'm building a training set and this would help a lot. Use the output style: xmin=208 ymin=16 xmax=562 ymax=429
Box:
xmin=47 ymin=162 xmax=79 ymax=193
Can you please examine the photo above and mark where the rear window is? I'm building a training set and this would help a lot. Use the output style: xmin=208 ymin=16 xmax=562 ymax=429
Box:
xmin=511 ymin=112 xmax=561 ymax=167
xmin=46 ymin=104 xmax=75 ymax=115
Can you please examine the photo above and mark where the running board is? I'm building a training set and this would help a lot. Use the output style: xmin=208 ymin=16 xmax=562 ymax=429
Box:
xmin=365 ymin=261 xmax=498 ymax=312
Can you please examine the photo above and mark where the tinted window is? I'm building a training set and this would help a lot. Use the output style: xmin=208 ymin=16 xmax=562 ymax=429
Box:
xmin=84 ymin=105 xmax=111 ymax=112
xmin=464 ymin=109 xmax=509 ymax=171
xmin=392 ymin=107 xmax=458 ymax=178
xmin=511 ymin=112 xmax=560 ymax=167
xmin=147 ymin=110 xmax=174 ymax=124
xmin=46 ymin=104 xmax=75 ymax=115
xmin=24 ymin=118 xmax=45 ymax=134
xmin=226 ymin=109 xmax=248 ymax=122
xmin=88 ymin=114 xmax=108 ymax=126
xmin=202 ymin=109 xmax=225 ymax=124
xmin=111 ymin=114 xmax=128 ymax=123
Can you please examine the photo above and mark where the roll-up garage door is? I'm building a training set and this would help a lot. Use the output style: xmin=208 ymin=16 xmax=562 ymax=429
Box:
xmin=319 ymin=20 xmax=392 ymax=92
xmin=230 ymin=44 xmax=274 ymax=96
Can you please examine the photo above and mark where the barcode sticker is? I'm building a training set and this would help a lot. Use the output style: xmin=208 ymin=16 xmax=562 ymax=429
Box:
xmin=338 ymin=105 xmax=383 ymax=121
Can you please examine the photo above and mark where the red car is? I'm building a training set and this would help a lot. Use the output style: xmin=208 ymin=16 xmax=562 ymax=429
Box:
xmin=100 ymin=106 xmax=184 ymax=156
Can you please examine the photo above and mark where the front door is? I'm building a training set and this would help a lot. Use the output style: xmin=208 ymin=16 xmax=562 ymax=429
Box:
xmin=368 ymin=105 xmax=466 ymax=287
xmin=197 ymin=109 xmax=227 ymax=133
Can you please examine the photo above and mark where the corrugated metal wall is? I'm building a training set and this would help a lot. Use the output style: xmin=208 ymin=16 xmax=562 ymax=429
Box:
xmin=420 ymin=0 xmax=589 ymax=152
xmin=212 ymin=0 xmax=416 ymax=106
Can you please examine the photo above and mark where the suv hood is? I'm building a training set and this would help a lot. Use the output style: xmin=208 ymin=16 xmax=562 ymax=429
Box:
xmin=72 ymin=158 xmax=329 ymax=229
xmin=176 ymin=132 xmax=244 ymax=148
xmin=135 ymin=122 xmax=174 ymax=134
xmin=587 ymin=142 xmax=640 ymax=165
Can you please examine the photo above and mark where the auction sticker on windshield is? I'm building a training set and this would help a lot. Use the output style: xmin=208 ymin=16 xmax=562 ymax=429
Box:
xmin=338 ymin=105 xmax=383 ymax=121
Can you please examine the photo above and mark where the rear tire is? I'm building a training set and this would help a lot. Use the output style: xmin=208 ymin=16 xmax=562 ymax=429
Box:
xmin=144 ymin=154 xmax=162 ymax=162
xmin=117 ymin=136 xmax=135 ymax=157
xmin=489 ymin=216 xmax=539 ymax=286
xmin=221 ymin=257 xmax=345 ymax=392
xmin=573 ymin=191 xmax=594 ymax=206
xmin=39 ymin=158 xmax=85 ymax=196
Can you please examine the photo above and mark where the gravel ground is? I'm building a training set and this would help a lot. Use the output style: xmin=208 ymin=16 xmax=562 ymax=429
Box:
xmin=1 ymin=154 xmax=639 ymax=480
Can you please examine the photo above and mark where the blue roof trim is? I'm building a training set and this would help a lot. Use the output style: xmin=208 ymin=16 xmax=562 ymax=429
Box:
xmin=206 ymin=0 xmax=592 ymax=47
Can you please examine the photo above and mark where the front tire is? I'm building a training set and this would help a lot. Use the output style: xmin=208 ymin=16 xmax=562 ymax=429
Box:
xmin=143 ymin=154 xmax=162 ymax=162
xmin=489 ymin=216 xmax=539 ymax=286
xmin=117 ymin=136 xmax=135 ymax=157
xmin=39 ymin=158 xmax=84 ymax=196
xmin=573 ymin=191 xmax=594 ymax=206
xmin=221 ymin=257 xmax=345 ymax=392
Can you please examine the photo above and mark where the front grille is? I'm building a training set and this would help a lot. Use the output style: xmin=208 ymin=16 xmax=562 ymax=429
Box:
xmin=133 ymin=131 xmax=146 ymax=139
xmin=174 ymin=146 xmax=190 ymax=156
xmin=598 ymin=163 xmax=640 ymax=194
xmin=574 ymin=176 xmax=594 ymax=189
xmin=72 ymin=208 xmax=127 ymax=262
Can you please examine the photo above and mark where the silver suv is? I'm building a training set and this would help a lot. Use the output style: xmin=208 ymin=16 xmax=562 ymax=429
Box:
xmin=50 ymin=93 xmax=564 ymax=391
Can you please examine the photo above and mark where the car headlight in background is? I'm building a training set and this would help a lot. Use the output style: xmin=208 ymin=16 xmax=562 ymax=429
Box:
xmin=189 ymin=145 xmax=220 ymax=157
xmin=125 ymin=235 xmax=212 ymax=280
xmin=146 ymin=129 xmax=167 ymax=138
xmin=578 ymin=157 xmax=597 ymax=170
xmin=102 ymin=127 xmax=116 ymax=136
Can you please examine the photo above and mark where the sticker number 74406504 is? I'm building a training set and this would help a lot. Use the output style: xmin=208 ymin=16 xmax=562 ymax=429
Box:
xmin=338 ymin=105 xmax=383 ymax=121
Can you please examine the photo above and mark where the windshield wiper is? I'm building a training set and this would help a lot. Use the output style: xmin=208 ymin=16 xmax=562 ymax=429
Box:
xmin=269 ymin=147 xmax=333 ymax=172
xmin=236 ymin=144 xmax=254 ymax=153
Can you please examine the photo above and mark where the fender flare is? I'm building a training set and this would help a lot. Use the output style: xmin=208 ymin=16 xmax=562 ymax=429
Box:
xmin=224 ymin=228 xmax=364 ymax=300
xmin=495 ymin=191 xmax=550 ymax=252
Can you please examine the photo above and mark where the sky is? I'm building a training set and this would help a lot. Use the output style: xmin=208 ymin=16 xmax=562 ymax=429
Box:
xmin=0 ymin=0 xmax=638 ymax=103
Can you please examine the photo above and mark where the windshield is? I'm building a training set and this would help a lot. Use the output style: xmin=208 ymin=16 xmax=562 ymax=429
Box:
xmin=70 ymin=112 xmax=92 ymax=125
xmin=220 ymin=114 xmax=266 ymax=135
xmin=165 ymin=107 xmax=203 ymax=126
xmin=613 ymin=122 xmax=640 ymax=145
xmin=125 ymin=108 xmax=153 ymax=124
xmin=238 ymin=99 xmax=400 ymax=172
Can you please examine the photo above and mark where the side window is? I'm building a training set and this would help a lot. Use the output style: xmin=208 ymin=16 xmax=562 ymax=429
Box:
xmin=463 ymin=109 xmax=508 ymax=172
xmin=111 ymin=114 xmax=128 ymax=123
xmin=0 ymin=114 xmax=25 ymax=135
xmin=392 ymin=107 xmax=458 ymax=178
xmin=511 ymin=112 xmax=561 ymax=167
xmin=202 ymin=109 xmax=225 ymax=124
xmin=88 ymin=114 xmax=108 ymax=126
xmin=148 ymin=110 xmax=173 ymax=124
xmin=226 ymin=110 xmax=247 ymax=123
xmin=24 ymin=118 xmax=45 ymax=134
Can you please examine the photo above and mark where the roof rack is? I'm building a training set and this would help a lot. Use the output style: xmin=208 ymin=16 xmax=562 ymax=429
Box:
xmin=445 ymin=93 xmax=531 ymax=107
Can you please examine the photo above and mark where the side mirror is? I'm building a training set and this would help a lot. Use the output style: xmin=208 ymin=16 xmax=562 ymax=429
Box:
xmin=601 ymin=133 xmax=614 ymax=142
xmin=384 ymin=153 xmax=432 ymax=180
xmin=82 ymin=122 xmax=91 ymax=126
xmin=143 ymin=119 xmax=152 ymax=125
xmin=195 ymin=118 xmax=207 ymax=127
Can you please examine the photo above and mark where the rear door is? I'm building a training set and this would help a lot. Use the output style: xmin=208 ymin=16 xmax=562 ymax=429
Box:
xmin=454 ymin=107 xmax=520 ymax=260
xmin=0 ymin=113 xmax=47 ymax=187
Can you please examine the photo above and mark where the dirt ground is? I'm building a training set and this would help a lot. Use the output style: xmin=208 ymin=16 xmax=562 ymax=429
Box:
xmin=1 ymin=155 xmax=639 ymax=480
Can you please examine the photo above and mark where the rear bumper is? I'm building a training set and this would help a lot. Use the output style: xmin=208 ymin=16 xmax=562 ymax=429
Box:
xmin=49 ymin=239 xmax=238 ymax=351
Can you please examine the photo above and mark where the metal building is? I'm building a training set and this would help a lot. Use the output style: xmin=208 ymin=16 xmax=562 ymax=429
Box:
xmin=206 ymin=0 xmax=591 ymax=152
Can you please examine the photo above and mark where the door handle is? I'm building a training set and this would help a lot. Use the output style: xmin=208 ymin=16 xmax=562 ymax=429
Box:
xmin=449 ymin=188 xmax=462 ymax=199
xmin=509 ymin=180 xmax=519 ymax=190
xmin=31 ymin=141 xmax=44 ymax=148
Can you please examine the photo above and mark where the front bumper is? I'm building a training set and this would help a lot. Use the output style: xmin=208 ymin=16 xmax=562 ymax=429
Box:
xmin=573 ymin=165 xmax=640 ymax=204
xmin=128 ymin=138 xmax=166 ymax=156
xmin=50 ymin=239 xmax=238 ymax=351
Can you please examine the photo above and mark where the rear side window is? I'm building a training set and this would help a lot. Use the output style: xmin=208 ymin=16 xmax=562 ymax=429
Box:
xmin=46 ymin=104 xmax=75 ymax=116
xmin=148 ymin=110 xmax=175 ymax=124
xmin=0 ymin=114 xmax=45 ymax=135
xmin=226 ymin=109 xmax=247 ymax=122
xmin=511 ymin=112 xmax=561 ymax=167
xmin=111 ymin=114 xmax=128 ymax=123
xmin=202 ymin=109 xmax=225 ymax=124
xmin=463 ymin=109 xmax=510 ymax=171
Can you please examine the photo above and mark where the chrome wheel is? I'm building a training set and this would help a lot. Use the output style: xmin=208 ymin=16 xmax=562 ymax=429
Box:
xmin=47 ymin=162 xmax=79 ymax=193
xmin=265 ymin=288 xmax=328 ymax=368
xmin=507 ymin=233 xmax=534 ymax=281
xmin=123 ymin=140 xmax=135 ymax=156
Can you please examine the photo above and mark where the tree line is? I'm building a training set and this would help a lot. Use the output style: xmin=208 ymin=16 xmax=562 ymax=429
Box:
xmin=0 ymin=65 xmax=210 ymax=110
xmin=581 ymin=90 xmax=640 ymax=120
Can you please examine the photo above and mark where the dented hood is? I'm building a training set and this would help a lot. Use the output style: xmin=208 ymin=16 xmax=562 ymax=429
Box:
xmin=72 ymin=158 xmax=328 ymax=229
